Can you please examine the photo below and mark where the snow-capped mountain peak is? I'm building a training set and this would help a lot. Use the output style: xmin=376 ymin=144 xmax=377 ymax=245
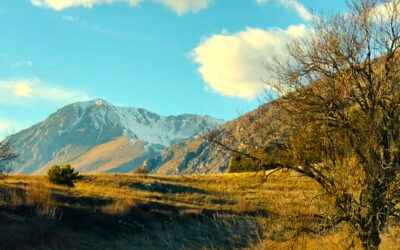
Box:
xmin=8 ymin=99 xmax=224 ymax=174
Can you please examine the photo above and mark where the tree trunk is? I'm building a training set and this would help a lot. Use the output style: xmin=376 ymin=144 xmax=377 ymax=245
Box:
xmin=360 ymin=226 xmax=381 ymax=250
xmin=359 ymin=185 xmax=386 ymax=250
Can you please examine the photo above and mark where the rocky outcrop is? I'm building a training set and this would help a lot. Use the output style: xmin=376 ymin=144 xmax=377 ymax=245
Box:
xmin=150 ymin=102 xmax=286 ymax=175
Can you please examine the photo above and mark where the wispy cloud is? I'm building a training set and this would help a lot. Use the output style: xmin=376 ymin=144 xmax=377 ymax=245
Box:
xmin=192 ymin=24 xmax=307 ymax=99
xmin=0 ymin=79 xmax=90 ymax=138
xmin=31 ymin=0 xmax=212 ymax=15
xmin=256 ymin=0 xmax=312 ymax=21
xmin=62 ymin=15 xmax=80 ymax=22
xmin=0 ymin=79 xmax=90 ymax=106
xmin=60 ymin=16 xmax=135 ymax=39
xmin=153 ymin=0 xmax=212 ymax=15
xmin=11 ymin=60 xmax=33 ymax=68
xmin=0 ymin=119 xmax=28 ymax=140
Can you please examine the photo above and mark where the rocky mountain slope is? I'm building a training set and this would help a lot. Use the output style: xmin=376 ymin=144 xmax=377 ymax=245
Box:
xmin=145 ymin=102 xmax=285 ymax=174
xmin=8 ymin=99 xmax=223 ymax=174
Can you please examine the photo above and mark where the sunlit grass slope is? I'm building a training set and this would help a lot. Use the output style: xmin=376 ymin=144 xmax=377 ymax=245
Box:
xmin=0 ymin=173 xmax=399 ymax=249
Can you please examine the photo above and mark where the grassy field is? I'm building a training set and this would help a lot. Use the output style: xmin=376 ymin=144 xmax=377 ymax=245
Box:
xmin=0 ymin=172 xmax=399 ymax=249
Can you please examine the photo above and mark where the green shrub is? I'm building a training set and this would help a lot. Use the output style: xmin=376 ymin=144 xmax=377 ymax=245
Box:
xmin=47 ymin=164 xmax=81 ymax=187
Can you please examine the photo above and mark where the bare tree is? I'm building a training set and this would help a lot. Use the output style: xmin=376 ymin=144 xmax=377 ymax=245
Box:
xmin=205 ymin=0 xmax=400 ymax=249
xmin=0 ymin=138 xmax=18 ymax=179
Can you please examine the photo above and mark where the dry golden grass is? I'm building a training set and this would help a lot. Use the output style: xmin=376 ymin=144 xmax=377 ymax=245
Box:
xmin=101 ymin=197 xmax=137 ymax=215
xmin=0 ymin=172 xmax=398 ymax=249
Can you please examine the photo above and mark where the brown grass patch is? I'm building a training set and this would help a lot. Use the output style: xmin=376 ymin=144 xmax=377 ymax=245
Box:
xmin=0 ymin=172 xmax=397 ymax=249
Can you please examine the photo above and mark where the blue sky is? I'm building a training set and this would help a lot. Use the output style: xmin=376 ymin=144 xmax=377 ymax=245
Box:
xmin=0 ymin=0 xmax=347 ymax=138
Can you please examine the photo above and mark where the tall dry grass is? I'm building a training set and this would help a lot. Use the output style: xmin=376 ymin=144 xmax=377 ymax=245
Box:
xmin=0 ymin=172 xmax=398 ymax=249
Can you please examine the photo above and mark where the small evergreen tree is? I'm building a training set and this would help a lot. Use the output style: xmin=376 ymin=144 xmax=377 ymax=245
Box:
xmin=47 ymin=164 xmax=81 ymax=187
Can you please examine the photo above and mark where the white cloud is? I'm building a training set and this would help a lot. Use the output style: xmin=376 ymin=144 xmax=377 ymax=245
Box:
xmin=0 ymin=79 xmax=90 ymax=106
xmin=256 ymin=0 xmax=312 ymax=21
xmin=31 ymin=0 xmax=212 ymax=14
xmin=373 ymin=1 xmax=400 ymax=21
xmin=14 ymin=82 xmax=34 ymax=97
xmin=192 ymin=24 xmax=307 ymax=99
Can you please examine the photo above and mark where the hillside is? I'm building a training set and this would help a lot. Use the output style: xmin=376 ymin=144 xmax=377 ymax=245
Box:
xmin=8 ymin=99 xmax=223 ymax=174
xmin=147 ymin=103 xmax=286 ymax=174
xmin=1 ymin=173 xmax=399 ymax=249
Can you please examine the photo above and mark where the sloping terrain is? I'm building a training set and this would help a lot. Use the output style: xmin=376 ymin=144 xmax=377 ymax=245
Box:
xmin=146 ymin=138 xmax=231 ymax=174
xmin=8 ymin=99 xmax=223 ymax=174
xmin=34 ymin=137 xmax=149 ymax=174
xmin=149 ymin=103 xmax=286 ymax=174
xmin=1 ymin=173 xmax=399 ymax=249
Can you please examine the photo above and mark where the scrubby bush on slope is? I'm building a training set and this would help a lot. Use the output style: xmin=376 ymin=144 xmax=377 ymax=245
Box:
xmin=47 ymin=165 xmax=81 ymax=187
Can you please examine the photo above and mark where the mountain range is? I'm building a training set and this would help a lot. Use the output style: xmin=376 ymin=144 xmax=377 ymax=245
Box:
xmin=8 ymin=99 xmax=224 ymax=174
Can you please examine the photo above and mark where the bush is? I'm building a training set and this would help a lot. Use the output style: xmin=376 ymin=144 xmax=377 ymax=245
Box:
xmin=47 ymin=165 xmax=81 ymax=187
xmin=132 ymin=165 xmax=150 ymax=174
